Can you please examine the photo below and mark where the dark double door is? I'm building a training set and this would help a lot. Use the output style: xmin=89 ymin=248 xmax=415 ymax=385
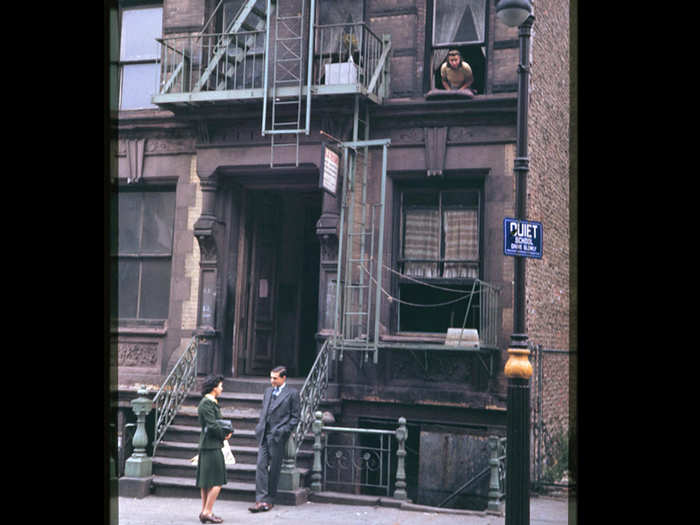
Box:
xmin=241 ymin=191 xmax=320 ymax=377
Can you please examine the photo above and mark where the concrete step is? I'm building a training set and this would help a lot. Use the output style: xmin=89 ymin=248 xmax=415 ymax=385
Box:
xmin=184 ymin=391 xmax=264 ymax=411
xmin=151 ymin=475 xmax=310 ymax=505
xmin=173 ymin=406 xmax=260 ymax=430
xmin=156 ymin=440 xmax=315 ymax=466
xmin=222 ymin=376 xmax=305 ymax=394
xmin=157 ymin=441 xmax=260 ymax=463
xmin=164 ymin=424 xmax=257 ymax=446
xmin=151 ymin=474 xmax=256 ymax=501
xmin=162 ymin=424 xmax=315 ymax=448
xmin=153 ymin=456 xmax=257 ymax=482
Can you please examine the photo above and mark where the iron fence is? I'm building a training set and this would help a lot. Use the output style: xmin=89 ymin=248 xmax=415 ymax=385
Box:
xmin=311 ymin=412 xmax=408 ymax=499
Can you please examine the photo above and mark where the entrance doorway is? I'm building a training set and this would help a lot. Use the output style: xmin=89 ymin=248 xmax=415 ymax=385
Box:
xmin=236 ymin=189 xmax=320 ymax=378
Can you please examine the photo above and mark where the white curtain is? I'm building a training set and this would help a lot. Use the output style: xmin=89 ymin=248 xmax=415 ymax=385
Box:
xmin=443 ymin=208 xmax=479 ymax=278
xmin=433 ymin=0 xmax=486 ymax=71
xmin=404 ymin=208 xmax=440 ymax=278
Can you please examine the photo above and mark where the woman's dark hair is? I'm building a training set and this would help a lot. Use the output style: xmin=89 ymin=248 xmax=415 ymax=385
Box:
xmin=201 ymin=374 xmax=224 ymax=396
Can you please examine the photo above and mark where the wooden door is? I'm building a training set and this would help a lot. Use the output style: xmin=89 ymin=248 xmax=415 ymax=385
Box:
xmin=244 ymin=192 xmax=281 ymax=375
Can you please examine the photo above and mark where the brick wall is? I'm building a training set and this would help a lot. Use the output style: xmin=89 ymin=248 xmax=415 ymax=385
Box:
xmin=525 ymin=0 xmax=573 ymax=469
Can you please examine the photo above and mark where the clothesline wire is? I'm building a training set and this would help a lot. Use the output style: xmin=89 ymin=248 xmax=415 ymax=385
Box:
xmin=357 ymin=264 xmax=476 ymax=308
xmin=378 ymin=260 xmax=483 ymax=294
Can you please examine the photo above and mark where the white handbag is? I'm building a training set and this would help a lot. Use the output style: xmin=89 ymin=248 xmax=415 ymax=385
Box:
xmin=190 ymin=440 xmax=236 ymax=465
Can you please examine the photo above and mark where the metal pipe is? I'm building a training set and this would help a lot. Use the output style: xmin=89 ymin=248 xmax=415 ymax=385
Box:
xmin=305 ymin=0 xmax=315 ymax=133
xmin=373 ymin=143 xmax=388 ymax=363
xmin=261 ymin=0 xmax=272 ymax=134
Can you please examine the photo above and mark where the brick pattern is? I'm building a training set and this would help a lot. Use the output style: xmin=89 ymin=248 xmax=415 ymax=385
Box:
xmin=525 ymin=0 xmax=572 ymax=451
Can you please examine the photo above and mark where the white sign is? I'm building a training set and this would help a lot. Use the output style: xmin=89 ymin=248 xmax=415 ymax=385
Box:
xmin=321 ymin=146 xmax=339 ymax=195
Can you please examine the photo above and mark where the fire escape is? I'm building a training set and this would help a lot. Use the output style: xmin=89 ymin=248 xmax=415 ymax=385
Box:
xmin=153 ymin=0 xmax=392 ymax=166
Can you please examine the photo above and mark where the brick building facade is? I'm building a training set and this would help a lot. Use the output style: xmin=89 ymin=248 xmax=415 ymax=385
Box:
xmin=111 ymin=0 xmax=574 ymax=505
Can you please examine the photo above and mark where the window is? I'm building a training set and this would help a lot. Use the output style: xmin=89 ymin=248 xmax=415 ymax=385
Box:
xmin=111 ymin=189 xmax=175 ymax=321
xmin=118 ymin=4 xmax=162 ymax=109
xmin=397 ymin=188 xmax=481 ymax=333
xmin=426 ymin=0 xmax=487 ymax=94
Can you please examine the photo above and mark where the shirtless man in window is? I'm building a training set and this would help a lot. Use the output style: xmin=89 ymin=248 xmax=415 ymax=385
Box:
xmin=440 ymin=49 xmax=475 ymax=92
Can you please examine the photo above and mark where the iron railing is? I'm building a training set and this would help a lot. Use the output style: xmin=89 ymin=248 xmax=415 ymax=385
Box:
xmin=157 ymin=30 xmax=267 ymax=94
xmin=291 ymin=338 xmax=330 ymax=457
xmin=475 ymin=280 xmax=501 ymax=348
xmin=152 ymin=337 xmax=198 ymax=454
xmin=156 ymin=22 xmax=390 ymax=99
xmin=310 ymin=412 xmax=408 ymax=499
xmin=312 ymin=22 xmax=390 ymax=98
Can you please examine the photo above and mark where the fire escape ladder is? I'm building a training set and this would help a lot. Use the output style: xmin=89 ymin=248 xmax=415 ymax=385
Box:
xmin=261 ymin=0 xmax=315 ymax=167
xmin=192 ymin=0 xmax=268 ymax=93
xmin=334 ymin=97 xmax=390 ymax=364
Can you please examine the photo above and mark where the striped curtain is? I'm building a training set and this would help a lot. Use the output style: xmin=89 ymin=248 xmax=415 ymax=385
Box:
xmin=443 ymin=208 xmax=478 ymax=278
xmin=403 ymin=208 xmax=440 ymax=278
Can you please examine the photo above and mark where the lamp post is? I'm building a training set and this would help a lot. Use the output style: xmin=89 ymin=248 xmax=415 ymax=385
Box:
xmin=495 ymin=1 xmax=534 ymax=525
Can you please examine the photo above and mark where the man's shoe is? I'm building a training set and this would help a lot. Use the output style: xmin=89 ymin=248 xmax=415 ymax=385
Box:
xmin=259 ymin=503 xmax=273 ymax=512
xmin=248 ymin=502 xmax=263 ymax=513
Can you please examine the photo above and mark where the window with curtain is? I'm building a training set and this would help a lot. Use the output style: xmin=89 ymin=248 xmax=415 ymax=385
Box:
xmin=111 ymin=188 xmax=175 ymax=321
xmin=119 ymin=4 xmax=162 ymax=110
xmin=398 ymin=188 xmax=481 ymax=333
xmin=428 ymin=0 xmax=487 ymax=94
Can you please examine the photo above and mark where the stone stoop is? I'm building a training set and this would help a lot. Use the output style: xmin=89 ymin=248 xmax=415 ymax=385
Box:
xmin=149 ymin=377 xmax=316 ymax=505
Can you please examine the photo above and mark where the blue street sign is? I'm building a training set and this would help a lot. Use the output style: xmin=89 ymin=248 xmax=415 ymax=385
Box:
xmin=503 ymin=218 xmax=543 ymax=258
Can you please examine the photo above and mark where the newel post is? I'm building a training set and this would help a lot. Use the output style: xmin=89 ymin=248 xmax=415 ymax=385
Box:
xmin=311 ymin=411 xmax=324 ymax=492
xmin=393 ymin=417 xmax=408 ymax=500
xmin=488 ymin=435 xmax=504 ymax=514
xmin=119 ymin=386 xmax=154 ymax=498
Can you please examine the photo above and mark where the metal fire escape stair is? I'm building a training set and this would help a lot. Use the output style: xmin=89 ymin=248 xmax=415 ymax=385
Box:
xmin=261 ymin=0 xmax=315 ymax=167
xmin=193 ymin=0 xmax=268 ymax=93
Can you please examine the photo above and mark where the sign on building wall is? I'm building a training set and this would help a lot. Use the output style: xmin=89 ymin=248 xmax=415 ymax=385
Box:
xmin=503 ymin=218 xmax=543 ymax=258
xmin=319 ymin=144 xmax=340 ymax=196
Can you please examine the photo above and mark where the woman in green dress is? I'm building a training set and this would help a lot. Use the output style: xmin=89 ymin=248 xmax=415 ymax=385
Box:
xmin=197 ymin=374 xmax=232 ymax=524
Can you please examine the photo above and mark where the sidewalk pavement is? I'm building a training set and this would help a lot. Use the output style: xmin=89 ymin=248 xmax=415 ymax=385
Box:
xmin=113 ymin=494 xmax=574 ymax=525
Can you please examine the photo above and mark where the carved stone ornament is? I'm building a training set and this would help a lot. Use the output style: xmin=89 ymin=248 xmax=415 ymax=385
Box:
xmin=424 ymin=127 xmax=447 ymax=177
xmin=195 ymin=231 xmax=218 ymax=264
xmin=118 ymin=342 xmax=158 ymax=367
xmin=126 ymin=139 xmax=146 ymax=184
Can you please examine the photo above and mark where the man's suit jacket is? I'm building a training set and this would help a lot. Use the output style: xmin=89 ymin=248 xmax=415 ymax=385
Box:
xmin=255 ymin=384 xmax=300 ymax=447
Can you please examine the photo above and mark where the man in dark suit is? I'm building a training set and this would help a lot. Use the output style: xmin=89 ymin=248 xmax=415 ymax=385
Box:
xmin=249 ymin=365 xmax=300 ymax=513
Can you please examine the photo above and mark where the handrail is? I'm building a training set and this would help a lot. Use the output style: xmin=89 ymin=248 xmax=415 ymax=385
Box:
xmin=291 ymin=338 xmax=330 ymax=457
xmin=152 ymin=337 xmax=198 ymax=454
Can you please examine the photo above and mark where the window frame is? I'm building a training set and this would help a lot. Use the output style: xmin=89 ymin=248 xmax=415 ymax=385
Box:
xmin=394 ymin=181 xmax=484 ymax=335
xmin=117 ymin=2 xmax=163 ymax=110
xmin=424 ymin=0 xmax=489 ymax=94
xmin=111 ymin=185 xmax=176 ymax=324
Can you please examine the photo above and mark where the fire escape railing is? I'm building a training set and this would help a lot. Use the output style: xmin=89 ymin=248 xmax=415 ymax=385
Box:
xmin=155 ymin=22 xmax=390 ymax=100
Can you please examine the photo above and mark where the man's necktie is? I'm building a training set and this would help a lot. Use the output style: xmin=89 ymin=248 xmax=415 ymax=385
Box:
xmin=273 ymin=387 xmax=279 ymax=397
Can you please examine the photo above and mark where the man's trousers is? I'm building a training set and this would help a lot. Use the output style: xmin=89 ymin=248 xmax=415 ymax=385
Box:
xmin=255 ymin=432 xmax=285 ymax=504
